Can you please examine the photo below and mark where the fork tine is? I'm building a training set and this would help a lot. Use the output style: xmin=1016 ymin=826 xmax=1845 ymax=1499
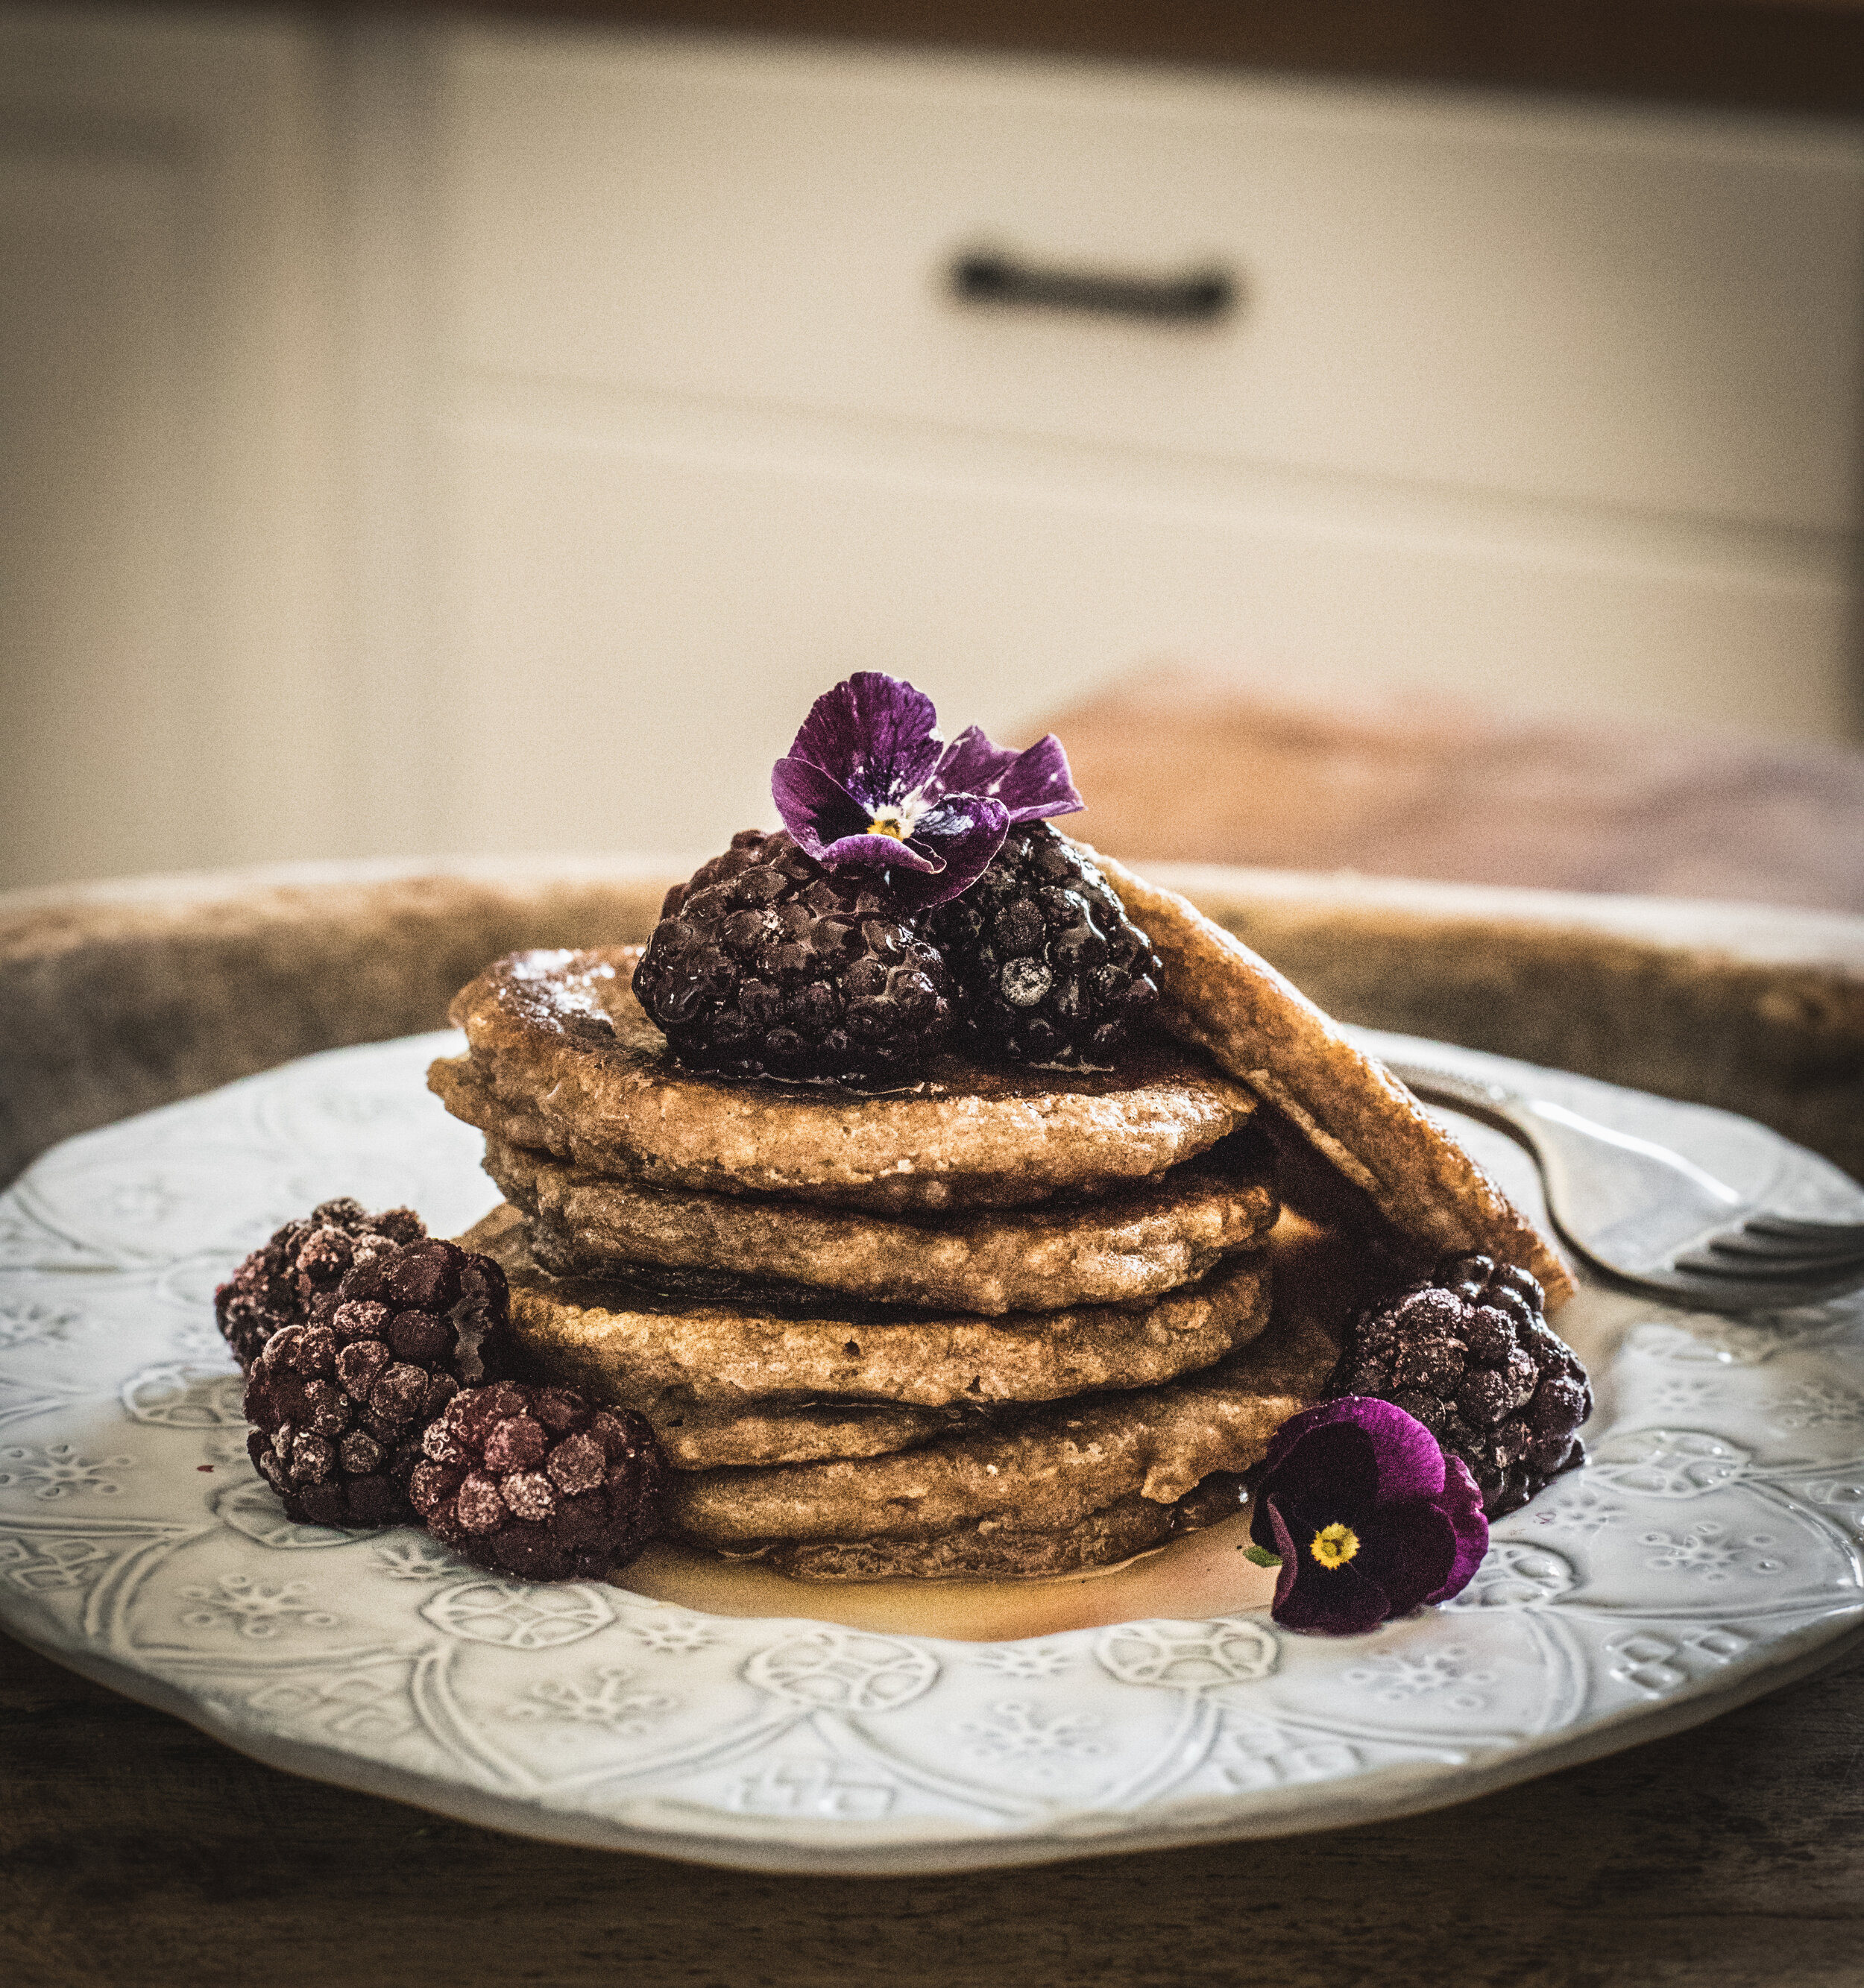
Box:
xmin=1741 ymin=1214 xmax=1864 ymax=1244
xmin=1672 ymin=1246 xmax=1864 ymax=1284
xmin=1631 ymin=1260 xmax=1864 ymax=1312
xmin=1705 ymin=1228 xmax=1864 ymax=1264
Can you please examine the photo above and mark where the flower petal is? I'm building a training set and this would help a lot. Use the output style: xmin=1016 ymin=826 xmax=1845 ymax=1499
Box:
xmin=1254 ymin=1416 xmax=1381 ymax=1525
xmin=774 ymin=759 xmax=942 ymax=873
xmin=1423 ymin=1454 xmax=1489 ymax=1604
xmin=926 ymin=726 xmax=1083 ymax=824
xmin=1256 ymin=1397 xmax=1351 ymax=1483
xmin=787 ymin=673 xmax=944 ymax=813
xmin=1353 ymin=1501 xmax=1458 ymax=1620
xmin=1265 ymin=1493 xmax=1393 ymax=1635
xmin=882 ymin=799 xmax=1010 ymax=911
xmin=1265 ymin=1489 xmax=1304 ymax=1618
xmin=770 ymin=757 xmax=873 ymax=860
xmin=1262 ymin=1395 xmax=1446 ymax=1507
xmin=1356 ymin=1398 xmax=1455 ymax=1506
xmin=822 ymin=833 xmax=945 ymax=874
xmin=912 ymin=791 xmax=1008 ymax=848
xmin=772 ymin=758 xmax=993 ymax=880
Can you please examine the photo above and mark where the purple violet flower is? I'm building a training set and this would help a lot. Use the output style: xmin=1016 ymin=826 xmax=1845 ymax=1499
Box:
xmin=770 ymin=672 xmax=1082 ymax=911
xmin=1248 ymin=1397 xmax=1488 ymax=1636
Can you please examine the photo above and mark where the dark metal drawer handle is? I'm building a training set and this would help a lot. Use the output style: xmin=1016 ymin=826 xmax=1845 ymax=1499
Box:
xmin=949 ymin=247 xmax=1238 ymax=324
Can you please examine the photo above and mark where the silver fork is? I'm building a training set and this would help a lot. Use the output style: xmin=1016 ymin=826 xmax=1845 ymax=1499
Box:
xmin=1385 ymin=1060 xmax=1864 ymax=1313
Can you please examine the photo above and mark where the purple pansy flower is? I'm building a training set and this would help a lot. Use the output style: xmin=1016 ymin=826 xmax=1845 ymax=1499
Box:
xmin=1249 ymin=1397 xmax=1488 ymax=1636
xmin=770 ymin=672 xmax=1082 ymax=911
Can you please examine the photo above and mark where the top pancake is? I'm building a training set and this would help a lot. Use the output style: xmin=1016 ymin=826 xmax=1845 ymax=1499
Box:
xmin=441 ymin=947 xmax=1258 ymax=1211
xmin=1096 ymin=849 xmax=1575 ymax=1306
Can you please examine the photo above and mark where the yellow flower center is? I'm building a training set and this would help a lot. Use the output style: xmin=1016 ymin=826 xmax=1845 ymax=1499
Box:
xmin=1310 ymin=1522 xmax=1360 ymax=1569
xmin=866 ymin=814 xmax=906 ymax=841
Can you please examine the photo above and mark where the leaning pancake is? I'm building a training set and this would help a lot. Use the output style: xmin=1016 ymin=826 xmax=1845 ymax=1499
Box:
xmin=462 ymin=1203 xmax=1273 ymax=1410
xmin=436 ymin=947 xmax=1258 ymax=1212
xmin=669 ymin=1307 xmax=1335 ymax=1550
xmin=1097 ymin=849 xmax=1574 ymax=1305
xmin=482 ymin=1127 xmax=1276 ymax=1314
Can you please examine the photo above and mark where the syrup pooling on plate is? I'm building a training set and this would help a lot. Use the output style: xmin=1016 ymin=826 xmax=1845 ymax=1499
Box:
xmin=618 ymin=1507 xmax=1282 ymax=1641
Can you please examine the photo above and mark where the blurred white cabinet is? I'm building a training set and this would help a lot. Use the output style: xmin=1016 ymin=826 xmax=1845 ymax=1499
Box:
xmin=452 ymin=42 xmax=1860 ymax=533
xmin=0 ymin=6 xmax=342 ymax=891
xmin=2 ymin=13 xmax=1860 ymax=889
xmin=433 ymin=30 xmax=1864 ymax=862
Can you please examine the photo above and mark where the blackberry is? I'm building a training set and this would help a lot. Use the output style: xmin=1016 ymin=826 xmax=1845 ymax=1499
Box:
xmin=409 ymin=1380 xmax=668 ymax=1581
xmin=928 ymin=821 xmax=1162 ymax=1066
xmin=243 ymin=1236 xmax=519 ymax=1529
xmin=215 ymin=1197 xmax=426 ymax=1372
xmin=632 ymin=829 xmax=954 ymax=1085
xmin=1327 ymin=1251 xmax=1592 ymax=1515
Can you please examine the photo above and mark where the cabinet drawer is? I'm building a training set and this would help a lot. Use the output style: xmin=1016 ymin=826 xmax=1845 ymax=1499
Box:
xmin=446 ymin=29 xmax=1863 ymax=534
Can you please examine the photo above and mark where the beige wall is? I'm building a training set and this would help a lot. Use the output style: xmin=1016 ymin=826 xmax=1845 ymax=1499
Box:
xmin=4 ymin=7 xmax=1861 ymax=892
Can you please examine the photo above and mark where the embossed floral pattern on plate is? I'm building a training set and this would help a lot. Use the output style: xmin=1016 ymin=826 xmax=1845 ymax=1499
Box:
xmin=1 ymin=1028 xmax=1861 ymax=1874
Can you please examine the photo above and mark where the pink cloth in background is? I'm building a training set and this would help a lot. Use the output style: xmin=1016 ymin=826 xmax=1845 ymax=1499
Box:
xmin=1038 ymin=668 xmax=1864 ymax=912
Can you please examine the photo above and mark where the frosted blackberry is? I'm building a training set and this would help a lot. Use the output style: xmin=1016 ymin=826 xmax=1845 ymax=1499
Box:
xmin=1327 ymin=1251 xmax=1591 ymax=1515
xmin=632 ymin=830 xmax=954 ymax=1084
xmin=410 ymin=1380 xmax=668 ymax=1581
xmin=215 ymin=1197 xmax=426 ymax=1373
xmin=928 ymin=821 xmax=1162 ymax=1065
xmin=243 ymin=1235 xmax=519 ymax=1529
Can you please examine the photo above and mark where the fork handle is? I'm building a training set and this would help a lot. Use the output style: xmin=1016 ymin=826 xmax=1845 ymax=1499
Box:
xmin=1382 ymin=1061 xmax=1539 ymax=1146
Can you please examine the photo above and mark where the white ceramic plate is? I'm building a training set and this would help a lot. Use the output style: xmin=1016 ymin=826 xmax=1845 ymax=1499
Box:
xmin=2 ymin=1029 xmax=1862 ymax=1875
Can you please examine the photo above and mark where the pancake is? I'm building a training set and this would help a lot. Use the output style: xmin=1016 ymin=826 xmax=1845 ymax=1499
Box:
xmin=746 ymin=1489 xmax=1190 ymax=1580
xmin=462 ymin=1203 xmax=1274 ymax=1411
xmin=643 ymin=1396 xmax=970 ymax=1470
xmin=436 ymin=947 xmax=1258 ymax=1212
xmin=482 ymin=1127 xmax=1276 ymax=1315
xmin=668 ymin=1306 xmax=1336 ymax=1550
xmin=1096 ymin=848 xmax=1575 ymax=1306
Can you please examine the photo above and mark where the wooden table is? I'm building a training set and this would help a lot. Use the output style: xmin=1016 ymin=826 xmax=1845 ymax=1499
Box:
xmin=5 ymin=1622 xmax=1862 ymax=1986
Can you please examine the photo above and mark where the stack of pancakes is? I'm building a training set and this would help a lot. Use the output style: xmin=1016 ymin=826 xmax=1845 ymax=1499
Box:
xmin=432 ymin=854 xmax=1571 ymax=1581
